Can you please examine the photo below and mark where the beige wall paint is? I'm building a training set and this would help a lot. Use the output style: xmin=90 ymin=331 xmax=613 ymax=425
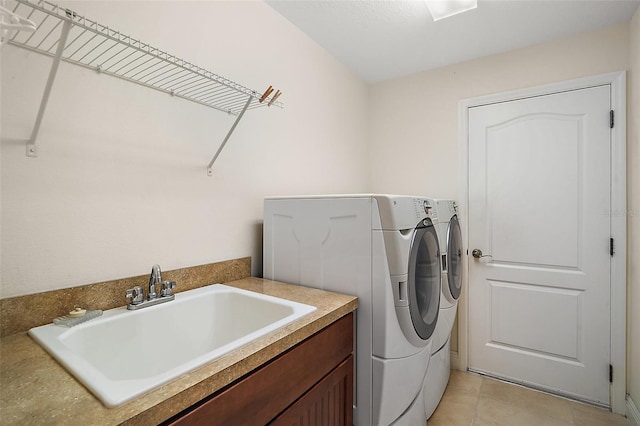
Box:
xmin=0 ymin=1 xmax=370 ymax=298
xmin=628 ymin=6 xmax=640 ymax=410
xmin=2 ymin=0 xmax=637 ymax=407
xmin=369 ymin=22 xmax=630 ymax=197
xmin=369 ymin=20 xmax=633 ymax=395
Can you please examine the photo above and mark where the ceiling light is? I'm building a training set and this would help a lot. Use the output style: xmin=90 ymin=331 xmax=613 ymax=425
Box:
xmin=425 ymin=0 xmax=477 ymax=21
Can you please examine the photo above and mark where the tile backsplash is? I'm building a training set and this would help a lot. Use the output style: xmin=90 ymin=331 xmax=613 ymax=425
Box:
xmin=0 ymin=257 xmax=251 ymax=337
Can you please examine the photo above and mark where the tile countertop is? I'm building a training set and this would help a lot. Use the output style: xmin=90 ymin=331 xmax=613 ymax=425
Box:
xmin=0 ymin=278 xmax=358 ymax=425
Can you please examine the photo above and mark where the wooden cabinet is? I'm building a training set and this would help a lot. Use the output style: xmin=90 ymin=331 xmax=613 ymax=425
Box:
xmin=271 ymin=356 xmax=352 ymax=426
xmin=164 ymin=313 xmax=354 ymax=426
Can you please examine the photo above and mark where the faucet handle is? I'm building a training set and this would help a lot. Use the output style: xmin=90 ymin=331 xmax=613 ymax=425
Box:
xmin=161 ymin=281 xmax=176 ymax=297
xmin=126 ymin=286 xmax=144 ymax=305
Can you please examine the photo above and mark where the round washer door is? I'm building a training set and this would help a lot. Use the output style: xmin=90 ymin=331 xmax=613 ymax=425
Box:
xmin=408 ymin=218 xmax=441 ymax=341
xmin=446 ymin=215 xmax=463 ymax=301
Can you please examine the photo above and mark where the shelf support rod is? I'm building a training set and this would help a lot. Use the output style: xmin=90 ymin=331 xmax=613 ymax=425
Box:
xmin=207 ymin=95 xmax=253 ymax=176
xmin=26 ymin=19 xmax=72 ymax=157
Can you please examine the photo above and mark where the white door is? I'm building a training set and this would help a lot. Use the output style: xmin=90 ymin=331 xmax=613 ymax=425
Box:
xmin=467 ymin=85 xmax=612 ymax=406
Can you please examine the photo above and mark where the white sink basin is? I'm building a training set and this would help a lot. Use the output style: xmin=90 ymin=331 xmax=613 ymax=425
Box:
xmin=28 ymin=284 xmax=316 ymax=407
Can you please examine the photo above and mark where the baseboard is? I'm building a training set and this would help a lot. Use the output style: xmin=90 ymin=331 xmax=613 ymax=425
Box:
xmin=450 ymin=350 xmax=463 ymax=371
xmin=628 ymin=395 xmax=640 ymax=426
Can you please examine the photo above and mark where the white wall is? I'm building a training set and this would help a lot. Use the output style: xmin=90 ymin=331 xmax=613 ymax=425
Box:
xmin=628 ymin=5 xmax=640 ymax=414
xmin=0 ymin=0 xmax=370 ymax=298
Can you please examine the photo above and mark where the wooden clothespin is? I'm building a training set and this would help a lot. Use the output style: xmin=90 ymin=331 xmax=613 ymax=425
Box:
xmin=259 ymin=85 xmax=274 ymax=103
xmin=267 ymin=90 xmax=282 ymax=107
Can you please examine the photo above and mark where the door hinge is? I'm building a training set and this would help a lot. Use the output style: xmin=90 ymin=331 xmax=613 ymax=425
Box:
xmin=610 ymin=238 xmax=615 ymax=256
xmin=609 ymin=364 xmax=613 ymax=383
xmin=610 ymin=110 xmax=614 ymax=128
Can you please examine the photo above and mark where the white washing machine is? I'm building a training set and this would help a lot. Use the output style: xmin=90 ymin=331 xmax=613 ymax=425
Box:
xmin=424 ymin=199 xmax=463 ymax=418
xmin=263 ymin=195 xmax=442 ymax=426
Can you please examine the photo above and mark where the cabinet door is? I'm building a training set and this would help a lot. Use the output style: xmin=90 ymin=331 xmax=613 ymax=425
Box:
xmin=270 ymin=355 xmax=353 ymax=426
xmin=164 ymin=313 xmax=353 ymax=426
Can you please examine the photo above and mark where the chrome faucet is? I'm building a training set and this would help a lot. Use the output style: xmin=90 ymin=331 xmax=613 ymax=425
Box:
xmin=148 ymin=264 xmax=162 ymax=300
xmin=125 ymin=264 xmax=176 ymax=310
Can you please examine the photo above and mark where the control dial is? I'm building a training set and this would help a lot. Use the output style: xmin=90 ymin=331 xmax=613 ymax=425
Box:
xmin=423 ymin=200 xmax=432 ymax=215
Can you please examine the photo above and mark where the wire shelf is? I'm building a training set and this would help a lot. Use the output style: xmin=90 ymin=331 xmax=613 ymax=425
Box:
xmin=2 ymin=0 xmax=283 ymax=173
xmin=5 ymin=0 xmax=282 ymax=115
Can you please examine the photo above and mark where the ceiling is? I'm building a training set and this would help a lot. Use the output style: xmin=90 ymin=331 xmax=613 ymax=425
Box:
xmin=266 ymin=0 xmax=640 ymax=83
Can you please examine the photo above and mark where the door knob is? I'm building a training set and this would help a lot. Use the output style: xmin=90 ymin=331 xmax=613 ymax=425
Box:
xmin=472 ymin=249 xmax=492 ymax=259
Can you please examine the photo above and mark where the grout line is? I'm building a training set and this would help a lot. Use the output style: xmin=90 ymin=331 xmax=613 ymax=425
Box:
xmin=470 ymin=376 xmax=485 ymax=425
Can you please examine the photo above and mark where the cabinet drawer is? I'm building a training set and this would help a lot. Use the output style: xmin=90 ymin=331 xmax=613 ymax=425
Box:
xmin=166 ymin=313 xmax=353 ymax=426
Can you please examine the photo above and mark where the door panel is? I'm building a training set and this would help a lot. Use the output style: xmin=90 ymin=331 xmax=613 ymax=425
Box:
xmin=447 ymin=216 xmax=463 ymax=300
xmin=408 ymin=222 xmax=441 ymax=340
xmin=468 ymin=85 xmax=611 ymax=405
xmin=488 ymin=280 xmax=581 ymax=359
xmin=487 ymin=114 xmax=581 ymax=267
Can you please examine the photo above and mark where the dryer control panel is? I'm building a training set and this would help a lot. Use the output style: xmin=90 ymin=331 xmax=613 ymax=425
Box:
xmin=435 ymin=199 xmax=458 ymax=221
xmin=375 ymin=195 xmax=438 ymax=230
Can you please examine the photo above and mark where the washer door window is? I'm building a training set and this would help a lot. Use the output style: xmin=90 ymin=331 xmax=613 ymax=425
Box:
xmin=447 ymin=215 xmax=463 ymax=300
xmin=408 ymin=219 xmax=441 ymax=341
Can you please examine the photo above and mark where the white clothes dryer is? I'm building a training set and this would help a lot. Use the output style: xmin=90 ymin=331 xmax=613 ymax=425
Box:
xmin=424 ymin=198 xmax=463 ymax=419
xmin=263 ymin=195 xmax=442 ymax=426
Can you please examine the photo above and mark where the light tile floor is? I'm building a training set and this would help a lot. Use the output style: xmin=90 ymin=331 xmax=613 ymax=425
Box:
xmin=428 ymin=370 xmax=629 ymax=426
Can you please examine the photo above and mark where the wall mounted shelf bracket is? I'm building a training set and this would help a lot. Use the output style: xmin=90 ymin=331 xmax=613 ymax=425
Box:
xmin=26 ymin=17 xmax=70 ymax=157
xmin=207 ymin=95 xmax=253 ymax=176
